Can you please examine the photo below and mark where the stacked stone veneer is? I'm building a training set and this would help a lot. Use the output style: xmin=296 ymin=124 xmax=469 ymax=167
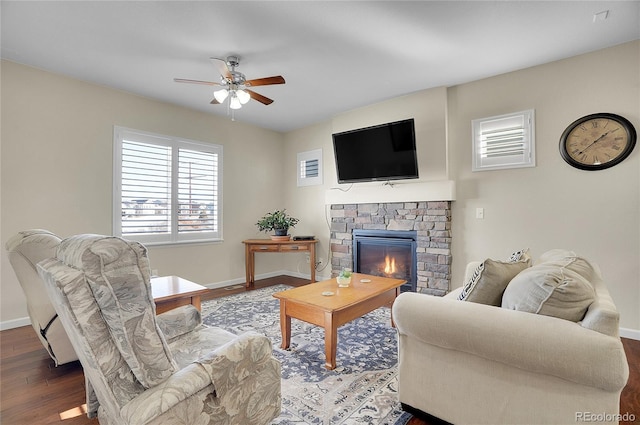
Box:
xmin=330 ymin=201 xmax=452 ymax=296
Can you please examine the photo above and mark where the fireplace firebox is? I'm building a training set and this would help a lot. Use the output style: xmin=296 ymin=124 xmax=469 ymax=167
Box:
xmin=352 ymin=229 xmax=417 ymax=292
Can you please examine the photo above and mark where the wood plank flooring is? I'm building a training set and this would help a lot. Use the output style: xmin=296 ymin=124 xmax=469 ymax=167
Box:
xmin=1 ymin=275 xmax=638 ymax=425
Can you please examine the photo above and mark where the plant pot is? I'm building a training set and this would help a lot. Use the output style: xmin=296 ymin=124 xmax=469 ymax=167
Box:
xmin=337 ymin=276 xmax=351 ymax=287
xmin=337 ymin=268 xmax=352 ymax=287
xmin=271 ymin=228 xmax=290 ymax=241
xmin=270 ymin=235 xmax=291 ymax=241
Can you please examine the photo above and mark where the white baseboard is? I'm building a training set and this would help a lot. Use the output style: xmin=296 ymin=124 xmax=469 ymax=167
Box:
xmin=620 ymin=327 xmax=640 ymax=341
xmin=1 ymin=316 xmax=31 ymax=331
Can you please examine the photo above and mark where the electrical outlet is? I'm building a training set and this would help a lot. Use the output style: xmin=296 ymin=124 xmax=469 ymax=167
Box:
xmin=476 ymin=208 xmax=485 ymax=219
xmin=305 ymin=254 xmax=310 ymax=263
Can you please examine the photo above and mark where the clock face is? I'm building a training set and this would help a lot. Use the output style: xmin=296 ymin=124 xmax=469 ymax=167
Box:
xmin=560 ymin=113 xmax=636 ymax=170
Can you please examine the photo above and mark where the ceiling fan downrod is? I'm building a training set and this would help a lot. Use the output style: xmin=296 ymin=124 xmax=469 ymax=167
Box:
xmin=225 ymin=55 xmax=246 ymax=85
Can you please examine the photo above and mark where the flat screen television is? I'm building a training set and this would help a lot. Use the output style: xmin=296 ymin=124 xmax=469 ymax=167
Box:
xmin=332 ymin=118 xmax=419 ymax=183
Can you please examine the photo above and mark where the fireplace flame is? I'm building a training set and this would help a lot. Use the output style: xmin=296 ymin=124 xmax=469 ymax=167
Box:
xmin=383 ymin=255 xmax=396 ymax=275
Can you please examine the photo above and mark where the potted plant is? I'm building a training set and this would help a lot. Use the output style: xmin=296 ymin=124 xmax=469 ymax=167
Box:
xmin=256 ymin=209 xmax=300 ymax=240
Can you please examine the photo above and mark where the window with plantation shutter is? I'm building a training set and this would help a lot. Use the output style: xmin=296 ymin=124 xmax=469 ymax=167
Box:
xmin=297 ymin=149 xmax=323 ymax=187
xmin=472 ymin=110 xmax=535 ymax=171
xmin=177 ymin=148 xmax=218 ymax=235
xmin=114 ymin=127 xmax=222 ymax=245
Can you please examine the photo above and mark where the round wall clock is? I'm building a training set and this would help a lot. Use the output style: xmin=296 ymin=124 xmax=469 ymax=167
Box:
xmin=559 ymin=113 xmax=636 ymax=170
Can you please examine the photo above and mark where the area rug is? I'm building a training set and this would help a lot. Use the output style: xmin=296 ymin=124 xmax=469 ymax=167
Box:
xmin=202 ymin=284 xmax=413 ymax=425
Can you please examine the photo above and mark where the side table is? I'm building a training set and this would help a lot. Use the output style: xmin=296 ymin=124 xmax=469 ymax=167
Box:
xmin=151 ymin=275 xmax=210 ymax=314
xmin=242 ymin=239 xmax=318 ymax=289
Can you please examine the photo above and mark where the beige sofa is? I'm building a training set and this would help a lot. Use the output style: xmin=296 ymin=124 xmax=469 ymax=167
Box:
xmin=392 ymin=250 xmax=629 ymax=425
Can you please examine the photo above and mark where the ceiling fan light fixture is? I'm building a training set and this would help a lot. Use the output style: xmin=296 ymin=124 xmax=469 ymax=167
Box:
xmin=237 ymin=89 xmax=250 ymax=105
xmin=213 ymin=88 xmax=229 ymax=103
xmin=229 ymin=93 xmax=242 ymax=110
xmin=175 ymin=55 xmax=284 ymax=114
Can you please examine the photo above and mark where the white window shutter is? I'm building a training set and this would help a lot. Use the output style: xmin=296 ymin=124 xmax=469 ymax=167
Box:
xmin=297 ymin=149 xmax=323 ymax=186
xmin=120 ymin=140 xmax=172 ymax=236
xmin=114 ymin=126 xmax=223 ymax=245
xmin=177 ymin=147 xmax=219 ymax=235
xmin=472 ymin=110 xmax=535 ymax=171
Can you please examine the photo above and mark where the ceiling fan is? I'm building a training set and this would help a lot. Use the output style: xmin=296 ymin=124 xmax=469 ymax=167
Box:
xmin=174 ymin=55 xmax=285 ymax=109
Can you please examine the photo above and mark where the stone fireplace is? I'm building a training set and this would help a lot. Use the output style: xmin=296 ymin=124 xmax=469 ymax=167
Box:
xmin=330 ymin=201 xmax=451 ymax=296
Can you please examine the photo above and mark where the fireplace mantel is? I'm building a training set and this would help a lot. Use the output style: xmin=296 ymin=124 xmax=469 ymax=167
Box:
xmin=325 ymin=180 xmax=455 ymax=205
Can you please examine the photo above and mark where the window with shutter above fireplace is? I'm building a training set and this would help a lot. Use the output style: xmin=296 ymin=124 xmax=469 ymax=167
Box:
xmin=472 ymin=109 xmax=535 ymax=171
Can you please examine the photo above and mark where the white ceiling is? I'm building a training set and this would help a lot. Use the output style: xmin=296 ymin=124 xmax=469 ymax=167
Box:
xmin=2 ymin=1 xmax=639 ymax=133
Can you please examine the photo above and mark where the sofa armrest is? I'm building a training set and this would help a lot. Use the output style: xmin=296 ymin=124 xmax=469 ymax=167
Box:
xmin=392 ymin=292 xmax=629 ymax=391
xmin=195 ymin=331 xmax=275 ymax=396
xmin=156 ymin=304 xmax=202 ymax=341
xmin=120 ymin=362 xmax=214 ymax=424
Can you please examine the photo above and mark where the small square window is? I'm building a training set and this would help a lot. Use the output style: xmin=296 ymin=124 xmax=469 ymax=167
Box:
xmin=297 ymin=149 xmax=323 ymax=186
xmin=472 ymin=110 xmax=535 ymax=171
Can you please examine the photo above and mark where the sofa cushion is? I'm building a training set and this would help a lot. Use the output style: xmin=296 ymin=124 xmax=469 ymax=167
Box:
xmin=458 ymin=258 xmax=529 ymax=306
xmin=502 ymin=263 xmax=596 ymax=322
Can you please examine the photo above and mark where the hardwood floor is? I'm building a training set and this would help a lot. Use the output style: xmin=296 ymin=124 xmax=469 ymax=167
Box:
xmin=1 ymin=276 xmax=638 ymax=425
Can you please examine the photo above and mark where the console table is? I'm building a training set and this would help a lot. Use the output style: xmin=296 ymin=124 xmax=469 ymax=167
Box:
xmin=242 ymin=239 xmax=318 ymax=289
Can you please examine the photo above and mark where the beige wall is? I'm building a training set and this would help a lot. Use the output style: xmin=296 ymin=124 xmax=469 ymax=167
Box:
xmin=283 ymin=41 xmax=640 ymax=331
xmin=3 ymin=41 xmax=639 ymax=332
xmin=448 ymin=40 xmax=639 ymax=330
xmin=1 ymin=60 xmax=285 ymax=324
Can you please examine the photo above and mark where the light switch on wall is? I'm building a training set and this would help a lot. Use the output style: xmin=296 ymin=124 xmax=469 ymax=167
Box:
xmin=476 ymin=208 xmax=485 ymax=219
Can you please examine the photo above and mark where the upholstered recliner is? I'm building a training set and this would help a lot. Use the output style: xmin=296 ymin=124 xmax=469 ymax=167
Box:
xmin=5 ymin=229 xmax=78 ymax=365
xmin=393 ymin=251 xmax=629 ymax=425
xmin=37 ymin=233 xmax=281 ymax=425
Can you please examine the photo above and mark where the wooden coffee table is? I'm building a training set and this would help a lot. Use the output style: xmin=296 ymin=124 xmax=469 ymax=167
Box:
xmin=272 ymin=273 xmax=406 ymax=370
xmin=151 ymin=276 xmax=210 ymax=314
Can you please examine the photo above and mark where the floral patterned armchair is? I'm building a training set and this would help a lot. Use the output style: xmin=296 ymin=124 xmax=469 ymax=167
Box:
xmin=37 ymin=234 xmax=281 ymax=425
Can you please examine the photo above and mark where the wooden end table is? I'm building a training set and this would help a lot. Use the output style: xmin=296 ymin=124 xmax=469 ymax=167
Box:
xmin=242 ymin=239 xmax=318 ymax=289
xmin=151 ymin=275 xmax=210 ymax=314
xmin=272 ymin=273 xmax=405 ymax=370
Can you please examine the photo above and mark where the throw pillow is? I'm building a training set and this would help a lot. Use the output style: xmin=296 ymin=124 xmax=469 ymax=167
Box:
xmin=507 ymin=248 xmax=532 ymax=265
xmin=458 ymin=259 xmax=529 ymax=306
xmin=536 ymin=249 xmax=596 ymax=282
xmin=502 ymin=263 xmax=596 ymax=322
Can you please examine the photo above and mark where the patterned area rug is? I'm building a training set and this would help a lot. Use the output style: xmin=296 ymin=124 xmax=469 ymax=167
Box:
xmin=202 ymin=284 xmax=412 ymax=425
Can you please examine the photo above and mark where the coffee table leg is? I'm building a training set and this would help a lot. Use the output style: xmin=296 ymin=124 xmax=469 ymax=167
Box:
xmin=324 ymin=311 xmax=337 ymax=370
xmin=279 ymin=301 xmax=291 ymax=350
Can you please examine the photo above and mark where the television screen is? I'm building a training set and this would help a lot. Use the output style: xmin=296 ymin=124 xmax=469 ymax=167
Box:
xmin=332 ymin=118 xmax=419 ymax=183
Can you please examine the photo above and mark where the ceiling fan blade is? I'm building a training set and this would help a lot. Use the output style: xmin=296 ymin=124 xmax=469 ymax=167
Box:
xmin=210 ymin=57 xmax=232 ymax=81
xmin=210 ymin=98 xmax=221 ymax=105
xmin=246 ymin=89 xmax=274 ymax=105
xmin=174 ymin=78 xmax=220 ymax=86
xmin=245 ymin=76 xmax=286 ymax=87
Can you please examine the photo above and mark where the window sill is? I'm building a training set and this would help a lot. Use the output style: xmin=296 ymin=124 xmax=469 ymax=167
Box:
xmin=138 ymin=238 xmax=224 ymax=248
